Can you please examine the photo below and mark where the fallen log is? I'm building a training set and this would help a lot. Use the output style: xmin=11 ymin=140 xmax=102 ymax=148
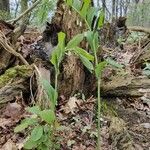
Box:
xmin=102 ymin=75 xmax=150 ymax=97
xmin=128 ymin=26 xmax=150 ymax=34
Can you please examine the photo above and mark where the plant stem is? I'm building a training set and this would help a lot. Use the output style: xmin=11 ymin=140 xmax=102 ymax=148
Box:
xmin=97 ymin=77 xmax=101 ymax=150
xmin=54 ymin=69 xmax=59 ymax=107
xmin=93 ymin=39 xmax=101 ymax=149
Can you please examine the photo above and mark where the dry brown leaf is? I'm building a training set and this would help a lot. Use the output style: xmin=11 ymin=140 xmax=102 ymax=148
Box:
xmin=63 ymin=97 xmax=80 ymax=114
xmin=0 ymin=118 xmax=11 ymax=129
xmin=1 ymin=140 xmax=17 ymax=150
xmin=3 ymin=103 xmax=23 ymax=120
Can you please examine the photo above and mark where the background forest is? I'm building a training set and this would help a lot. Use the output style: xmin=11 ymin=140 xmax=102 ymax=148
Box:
xmin=1 ymin=0 xmax=150 ymax=27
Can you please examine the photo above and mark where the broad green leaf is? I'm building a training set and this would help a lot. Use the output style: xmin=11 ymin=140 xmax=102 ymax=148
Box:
xmin=26 ymin=106 xmax=41 ymax=115
xmin=86 ymin=31 xmax=99 ymax=53
xmin=24 ymin=137 xmax=38 ymax=149
xmin=86 ymin=7 xmax=98 ymax=29
xmin=40 ymin=78 xmax=57 ymax=108
xmin=38 ymin=144 xmax=49 ymax=150
xmin=66 ymin=34 xmax=83 ymax=49
xmin=39 ymin=110 xmax=55 ymax=124
xmin=58 ymin=32 xmax=66 ymax=49
xmin=50 ymin=47 xmax=58 ymax=67
xmin=50 ymin=32 xmax=66 ymax=68
xmin=95 ymin=61 xmax=107 ymax=78
xmin=66 ymin=0 xmax=73 ymax=6
xmin=93 ymin=31 xmax=99 ymax=52
xmin=86 ymin=31 xmax=94 ymax=50
xmin=98 ymin=10 xmax=105 ymax=28
xmin=14 ymin=118 xmax=37 ymax=132
xmin=72 ymin=0 xmax=82 ymax=11
xmin=74 ymin=47 xmax=94 ymax=61
xmin=106 ymin=57 xmax=124 ymax=68
xmin=79 ymin=55 xmax=94 ymax=73
xmin=80 ymin=0 xmax=91 ymax=19
xmin=30 ymin=126 xmax=43 ymax=141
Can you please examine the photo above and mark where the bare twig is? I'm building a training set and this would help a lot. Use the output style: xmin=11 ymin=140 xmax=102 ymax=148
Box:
xmin=7 ymin=0 xmax=41 ymax=24
xmin=0 ymin=31 xmax=29 ymax=65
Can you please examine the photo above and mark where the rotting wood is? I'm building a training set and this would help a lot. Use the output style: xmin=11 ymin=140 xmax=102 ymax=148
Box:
xmin=128 ymin=26 xmax=150 ymax=34
xmin=0 ymin=65 xmax=33 ymax=104
xmin=102 ymin=75 xmax=150 ymax=97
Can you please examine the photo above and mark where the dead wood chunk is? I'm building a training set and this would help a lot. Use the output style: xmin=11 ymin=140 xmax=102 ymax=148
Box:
xmin=0 ymin=20 xmax=14 ymax=35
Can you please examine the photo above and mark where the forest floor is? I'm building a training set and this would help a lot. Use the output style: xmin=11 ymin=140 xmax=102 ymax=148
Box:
xmin=0 ymin=28 xmax=150 ymax=150
xmin=0 ymin=96 xmax=150 ymax=150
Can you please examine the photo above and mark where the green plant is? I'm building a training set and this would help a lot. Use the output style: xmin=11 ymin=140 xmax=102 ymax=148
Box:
xmin=14 ymin=32 xmax=66 ymax=150
xmin=65 ymin=1 xmax=106 ymax=149
xmin=14 ymin=106 xmax=59 ymax=150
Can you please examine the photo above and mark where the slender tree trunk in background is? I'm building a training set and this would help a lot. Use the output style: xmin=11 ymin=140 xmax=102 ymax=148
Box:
xmin=21 ymin=0 xmax=29 ymax=25
xmin=120 ymin=0 xmax=123 ymax=16
xmin=141 ymin=0 xmax=145 ymax=26
xmin=0 ymin=0 xmax=10 ymax=19
xmin=0 ymin=0 xmax=10 ymax=13
xmin=116 ymin=0 xmax=119 ymax=18
xmin=11 ymin=0 xmax=29 ymax=44
xmin=102 ymin=0 xmax=106 ymax=15
xmin=133 ymin=0 xmax=139 ymax=25
xmin=112 ymin=0 xmax=116 ymax=21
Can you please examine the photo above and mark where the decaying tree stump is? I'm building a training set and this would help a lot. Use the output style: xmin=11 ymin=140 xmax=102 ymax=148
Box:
xmin=51 ymin=0 xmax=87 ymax=97
xmin=0 ymin=65 xmax=33 ymax=105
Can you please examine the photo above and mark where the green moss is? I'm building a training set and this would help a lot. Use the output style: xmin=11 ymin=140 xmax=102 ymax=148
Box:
xmin=0 ymin=65 xmax=33 ymax=88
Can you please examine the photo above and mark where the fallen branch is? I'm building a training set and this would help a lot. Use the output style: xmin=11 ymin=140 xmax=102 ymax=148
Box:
xmin=7 ymin=0 xmax=41 ymax=24
xmin=128 ymin=26 xmax=150 ymax=34
xmin=0 ymin=31 xmax=29 ymax=65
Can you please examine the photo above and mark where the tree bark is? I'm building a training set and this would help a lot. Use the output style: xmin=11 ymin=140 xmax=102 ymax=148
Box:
xmin=0 ymin=0 xmax=10 ymax=13
xmin=51 ymin=0 xmax=87 ymax=97
xmin=102 ymin=75 xmax=150 ymax=97
xmin=112 ymin=0 xmax=116 ymax=21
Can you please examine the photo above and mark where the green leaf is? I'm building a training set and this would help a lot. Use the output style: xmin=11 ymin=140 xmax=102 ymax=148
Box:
xmin=39 ymin=110 xmax=55 ymax=124
xmin=38 ymin=144 xmax=49 ymax=150
xmin=86 ymin=7 xmax=98 ymax=29
xmin=93 ymin=31 xmax=99 ymax=52
xmin=106 ymin=57 xmax=124 ymax=68
xmin=74 ymin=47 xmax=94 ymax=61
xmin=14 ymin=118 xmax=37 ymax=133
xmin=24 ymin=137 xmax=38 ymax=149
xmin=80 ymin=0 xmax=91 ymax=19
xmin=86 ymin=31 xmax=99 ymax=53
xmin=50 ymin=47 xmax=58 ymax=67
xmin=26 ymin=106 xmax=41 ymax=115
xmin=40 ymin=78 xmax=57 ymax=108
xmin=50 ymin=32 xmax=66 ymax=69
xmin=98 ymin=10 xmax=105 ymax=28
xmin=66 ymin=34 xmax=83 ymax=49
xmin=30 ymin=126 xmax=43 ymax=141
xmin=66 ymin=0 xmax=73 ymax=6
xmin=79 ymin=55 xmax=94 ymax=73
xmin=86 ymin=31 xmax=94 ymax=50
xmin=95 ymin=61 xmax=107 ymax=78
xmin=72 ymin=0 xmax=82 ymax=11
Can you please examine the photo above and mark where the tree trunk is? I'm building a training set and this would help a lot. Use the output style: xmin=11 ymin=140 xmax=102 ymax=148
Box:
xmin=112 ymin=0 xmax=116 ymax=21
xmin=0 ymin=0 xmax=10 ymax=12
xmin=116 ymin=0 xmax=119 ymax=18
xmin=51 ymin=0 xmax=87 ymax=97
xmin=120 ymin=0 xmax=123 ymax=16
